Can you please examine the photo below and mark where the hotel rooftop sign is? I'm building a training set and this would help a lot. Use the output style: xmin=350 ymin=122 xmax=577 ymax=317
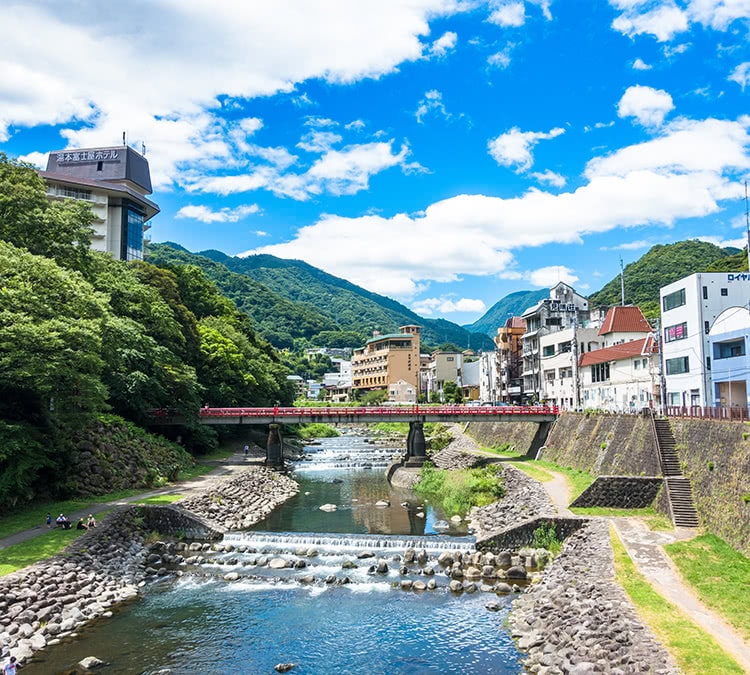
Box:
xmin=55 ymin=149 xmax=121 ymax=163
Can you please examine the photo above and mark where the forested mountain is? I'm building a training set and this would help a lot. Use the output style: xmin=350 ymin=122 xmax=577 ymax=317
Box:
xmin=587 ymin=240 xmax=744 ymax=319
xmin=464 ymin=289 xmax=550 ymax=338
xmin=148 ymin=244 xmax=495 ymax=351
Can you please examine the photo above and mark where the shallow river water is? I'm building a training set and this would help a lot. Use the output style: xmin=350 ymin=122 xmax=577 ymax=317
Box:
xmin=24 ymin=432 xmax=524 ymax=674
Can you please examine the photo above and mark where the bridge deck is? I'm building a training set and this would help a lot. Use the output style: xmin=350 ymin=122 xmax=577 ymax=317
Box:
xmin=149 ymin=405 xmax=558 ymax=425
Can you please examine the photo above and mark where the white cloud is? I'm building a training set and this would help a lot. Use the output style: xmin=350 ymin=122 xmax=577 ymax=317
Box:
xmin=345 ymin=119 xmax=366 ymax=131
xmin=695 ymin=235 xmax=747 ymax=249
xmin=242 ymin=115 xmax=750 ymax=298
xmin=487 ymin=126 xmax=565 ymax=172
xmin=411 ymin=296 xmax=487 ymax=316
xmin=254 ymin=230 xmax=270 ymax=237
xmin=688 ymin=0 xmax=750 ymax=30
xmin=415 ymin=90 xmax=452 ymax=123
xmin=297 ymin=131 xmax=343 ymax=153
xmin=529 ymin=266 xmax=579 ymax=287
xmin=17 ymin=151 xmax=47 ymax=169
xmin=600 ymin=239 xmax=656 ymax=250
xmin=488 ymin=2 xmax=526 ymax=27
xmin=487 ymin=44 xmax=515 ymax=69
xmin=429 ymin=31 xmax=457 ymax=57
xmin=729 ymin=62 xmax=750 ymax=90
xmin=176 ymin=204 xmax=260 ymax=223
xmin=530 ymin=169 xmax=566 ymax=187
xmin=632 ymin=58 xmax=652 ymax=70
xmin=617 ymin=85 xmax=674 ymax=127
xmin=611 ymin=2 xmax=689 ymax=41
xmin=0 ymin=1 xmax=461 ymax=181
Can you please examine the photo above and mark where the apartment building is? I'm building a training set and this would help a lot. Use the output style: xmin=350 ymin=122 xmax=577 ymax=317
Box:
xmin=660 ymin=272 xmax=750 ymax=407
xmin=707 ymin=306 xmax=750 ymax=410
xmin=351 ymin=325 xmax=421 ymax=398
xmin=521 ymin=282 xmax=590 ymax=403
xmin=494 ymin=317 xmax=526 ymax=404
xmin=422 ymin=351 xmax=463 ymax=401
xmin=39 ymin=146 xmax=159 ymax=261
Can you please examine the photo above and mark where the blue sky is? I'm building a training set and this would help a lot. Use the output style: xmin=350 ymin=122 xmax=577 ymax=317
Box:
xmin=2 ymin=1 xmax=750 ymax=325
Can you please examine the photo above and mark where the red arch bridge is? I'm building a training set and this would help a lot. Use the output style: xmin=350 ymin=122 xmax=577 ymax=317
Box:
xmin=148 ymin=405 xmax=559 ymax=468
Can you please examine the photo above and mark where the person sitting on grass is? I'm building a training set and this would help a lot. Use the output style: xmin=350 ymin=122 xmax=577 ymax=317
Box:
xmin=76 ymin=518 xmax=88 ymax=531
xmin=87 ymin=514 xmax=97 ymax=528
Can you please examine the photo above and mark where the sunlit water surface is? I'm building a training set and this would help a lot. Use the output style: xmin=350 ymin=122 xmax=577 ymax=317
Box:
xmin=24 ymin=432 xmax=523 ymax=674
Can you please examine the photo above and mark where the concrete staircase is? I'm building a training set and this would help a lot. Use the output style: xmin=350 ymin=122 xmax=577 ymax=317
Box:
xmin=652 ymin=416 xmax=700 ymax=528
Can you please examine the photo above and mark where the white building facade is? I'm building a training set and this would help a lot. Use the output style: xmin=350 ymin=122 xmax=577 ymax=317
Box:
xmin=660 ymin=272 xmax=750 ymax=408
xmin=708 ymin=306 xmax=750 ymax=411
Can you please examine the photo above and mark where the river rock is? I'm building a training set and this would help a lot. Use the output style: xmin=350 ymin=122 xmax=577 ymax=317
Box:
xmin=319 ymin=504 xmax=337 ymax=512
xmin=79 ymin=656 xmax=106 ymax=669
xmin=268 ymin=558 xmax=288 ymax=570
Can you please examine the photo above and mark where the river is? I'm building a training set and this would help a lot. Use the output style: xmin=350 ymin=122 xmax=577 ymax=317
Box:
xmin=24 ymin=430 xmax=524 ymax=674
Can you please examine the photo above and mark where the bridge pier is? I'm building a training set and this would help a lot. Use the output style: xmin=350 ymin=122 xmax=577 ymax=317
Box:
xmin=266 ymin=423 xmax=284 ymax=467
xmin=404 ymin=421 xmax=426 ymax=467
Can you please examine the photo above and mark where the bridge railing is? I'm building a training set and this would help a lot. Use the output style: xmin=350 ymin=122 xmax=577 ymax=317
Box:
xmin=664 ymin=405 xmax=749 ymax=422
xmin=193 ymin=404 xmax=559 ymax=418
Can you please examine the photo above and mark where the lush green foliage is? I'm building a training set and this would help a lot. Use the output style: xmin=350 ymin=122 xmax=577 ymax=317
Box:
xmin=0 ymin=156 xmax=295 ymax=508
xmin=531 ymin=522 xmax=561 ymax=554
xmin=414 ymin=462 xmax=505 ymax=516
xmin=442 ymin=381 xmax=463 ymax=403
xmin=295 ymin=423 xmax=340 ymax=439
xmin=587 ymin=240 xmax=742 ymax=317
xmin=147 ymin=243 xmax=494 ymax=351
xmin=465 ymin=288 xmax=549 ymax=337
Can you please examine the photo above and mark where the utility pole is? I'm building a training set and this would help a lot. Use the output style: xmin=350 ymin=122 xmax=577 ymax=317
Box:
xmin=654 ymin=318 xmax=667 ymax=413
xmin=620 ymin=257 xmax=625 ymax=306
xmin=572 ymin=314 xmax=581 ymax=409
xmin=745 ymin=181 xmax=750 ymax=273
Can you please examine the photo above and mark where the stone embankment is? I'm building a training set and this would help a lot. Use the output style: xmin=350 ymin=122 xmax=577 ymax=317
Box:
xmin=508 ymin=519 xmax=678 ymax=674
xmin=177 ymin=467 xmax=299 ymax=530
xmin=1 ymin=466 xmax=299 ymax=666
xmin=0 ymin=508 xmax=149 ymax=664
xmin=470 ymin=464 xmax=558 ymax=536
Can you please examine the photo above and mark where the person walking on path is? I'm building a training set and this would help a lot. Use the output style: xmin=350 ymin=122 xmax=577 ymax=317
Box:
xmin=3 ymin=656 xmax=20 ymax=674
xmin=244 ymin=444 xmax=249 ymax=458
xmin=45 ymin=513 xmax=51 ymax=528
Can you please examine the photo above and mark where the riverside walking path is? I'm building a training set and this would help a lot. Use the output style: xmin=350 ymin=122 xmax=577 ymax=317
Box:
xmin=0 ymin=449 xmax=263 ymax=551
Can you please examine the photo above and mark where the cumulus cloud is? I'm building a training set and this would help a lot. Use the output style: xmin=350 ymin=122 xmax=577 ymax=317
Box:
xmin=241 ymin=116 xmax=750 ymax=298
xmin=530 ymin=169 xmax=566 ymax=187
xmin=487 ymin=126 xmax=565 ymax=172
xmin=176 ymin=204 xmax=260 ymax=223
xmin=0 ymin=1 xmax=460 ymax=182
xmin=528 ymin=266 xmax=579 ymax=287
xmin=688 ymin=0 xmax=750 ymax=30
xmin=729 ymin=62 xmax=750 ymax=90
xmin=600 ymin=239 xmax=657 ymax=251
xmin=632 ymin=58 xmax=652 ymax=70
xmin=488 ymin=2 xmax=526 ymax=27
xmin=428 ymin=31 xmax=457 ymax=57
xmin=411 ymin=296 xmax=487 ymax=316
xmin=610 ymin=1 xmax=689 ymax=41
xmin=487 ymin=44 xmax=515 ymax=69
xmin=617 ymin=85 xmax=674 ymax=127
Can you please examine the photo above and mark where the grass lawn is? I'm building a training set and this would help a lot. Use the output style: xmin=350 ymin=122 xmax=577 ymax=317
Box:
xmin=507 ymin=461 xmax=556 ymax=483
xmin=611 ymin=527 xmax=745 ymax=674
xmin=572 ymin=506 xmax=673 ymax=531
xmin=665 ymin=534 xmax=750 ymax=642
xmin=134 ymin=494 xmax=185 ymax=505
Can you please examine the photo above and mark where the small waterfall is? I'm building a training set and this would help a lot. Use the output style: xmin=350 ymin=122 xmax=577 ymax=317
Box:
xmin=222 ymin=531 xmax=476 ymax=554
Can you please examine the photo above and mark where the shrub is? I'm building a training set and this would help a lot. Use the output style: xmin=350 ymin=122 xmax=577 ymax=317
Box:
xmin=531 ymin=522 xmax=561 ymax=553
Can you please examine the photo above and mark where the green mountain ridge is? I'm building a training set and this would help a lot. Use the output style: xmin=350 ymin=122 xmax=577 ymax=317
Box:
xmin=464 ymin=289 xmax=550 ymax=337
xmin=149 ymin=243 xmax=495 ymax=351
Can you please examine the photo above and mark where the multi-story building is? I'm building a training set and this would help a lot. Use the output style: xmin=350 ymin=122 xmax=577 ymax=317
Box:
xmin=39 ymin=145 xmax=159 ymax=261
xmin=579 ymin=335 xmax=659 ymax=411
xmin=521 ymin=283 xmax=590 ymax=403
xmin=351 ymin=325 xmax=421 ymax=398
xmin=422 ymin=351 xmax=463 ymax=401
xmin=707 ymin=306 xmax=750 ymax=411
xmin=494 ymin=317 xmax=526 ymax=404
xmin=461 ymin=358 xmax=481 ymax=401
xmin=660 ymin=272 xmax=750 ymax=407
xmin=478 ymin=350 xmax=501 ymax=404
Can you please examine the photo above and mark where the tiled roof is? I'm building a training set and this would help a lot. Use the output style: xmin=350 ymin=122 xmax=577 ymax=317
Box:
xmin=579 ymin=336 xmax=656 ymax=366
xmin=598 ymin=306 xmax=651 ymax=335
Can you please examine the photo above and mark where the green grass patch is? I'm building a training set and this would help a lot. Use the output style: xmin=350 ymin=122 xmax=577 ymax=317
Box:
xmin=506 ymin=461 xmax=556 ymax=483
xmin=480 ymin=442 xmax=523 ymax=458
xmin=611 ymin=527 xmax=745 ymax=674
xmin=372 ymin=422 xmax=409 ymax=435
xmin=296 ymin=423 xmax=340 ymax=439
xmin=571 ymin=507 xmax=673 ymax=531
xmin=0 ymin=528 xmax=88 ymax=576
xmin=665 ymin=534 xmax=750 ymax=642
xmin=414 ymin=462 xmax=505 ymax=517
xmin=134 ymin=494 xmax=185 ymax=505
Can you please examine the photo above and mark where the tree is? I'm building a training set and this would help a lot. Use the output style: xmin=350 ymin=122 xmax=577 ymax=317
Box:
xmin=442 ymin=381 xmax=463 ymax=403
xmin=0 ymin=153 xmax=95 ymax=272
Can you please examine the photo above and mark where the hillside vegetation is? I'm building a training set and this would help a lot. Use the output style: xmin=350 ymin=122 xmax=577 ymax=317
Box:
xmin=465 ymin=288 xmax=549 ymax=337
xmin=587 ymin=240 xmax=743 ymax=318
xmin=149 ymin=243 xmax=494 ymax=351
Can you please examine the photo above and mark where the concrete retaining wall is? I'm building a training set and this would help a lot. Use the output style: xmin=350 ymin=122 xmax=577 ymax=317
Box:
xmin=475 ymin=516 xmax=586 ymax=551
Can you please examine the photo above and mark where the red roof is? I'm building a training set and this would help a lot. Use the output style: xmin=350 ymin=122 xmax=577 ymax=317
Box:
xmin=579 ymin=336 xmax=657 ymax=367
xmin=598 ymin=306 xmax=651 ymax=336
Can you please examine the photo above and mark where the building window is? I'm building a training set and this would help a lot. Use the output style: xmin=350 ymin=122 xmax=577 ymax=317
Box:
xmin=706 ymin=356 xmax=711 ymax=371
xmin=545 ymin=317 xmax=561 ymax=326
xmin=668 ymin=392 xmax=681 ymax=405
xmin=721 ymin=288 xmax=728 ymax=296
xmin=591 ymin=362 xmax=610 ymax=383
xmin=559 ymin=341 xmax=572 ymax=353
xmin=664 ymin=322 xmax=687 ymax=343
xmin=702 ymin=286 xmax=708 ymax=300
xmin=54 ymin=185 xmax=92 ymax=201
xmin=559 ymin=367 xmax=572 ymax=379
xmin=714 ymin=339 xmax=745 ymax=359
xmin=662 ymin=288 xmax=686 ymax=311
xmin=542 ymin=345 xmax=555 ymax=357
xmin=666 ymin=356 xmax=689 ymax=375
xmin=446 ymin=356 xmax=454 ymax=361
xmin=634 ymin=359 xmax=640 ymax=369
xmin=704 ymin=320 xmax=710 ymax=334
xmin=123 ymin=205 xmax=145 ymax=261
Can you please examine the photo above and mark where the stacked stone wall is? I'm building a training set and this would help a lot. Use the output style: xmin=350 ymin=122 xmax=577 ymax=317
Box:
xmin=141 ymin=505 xmax=225 ymax=540
xmin=670 ymin=418 xmax=750 ymax=556
xmin=570 ymin=476 xmax=663 ymax=509
xmin=476 ymin=516 xmax=586 ymax=551
xmin=464 ymin=420 xmax=539 ymax=454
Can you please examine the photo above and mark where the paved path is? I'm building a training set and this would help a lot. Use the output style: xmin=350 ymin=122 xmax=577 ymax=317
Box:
xmin=0 ymin=452 xmax=262 ymax=550
xmin=538 ymin=467 xmax=750 ymax=673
